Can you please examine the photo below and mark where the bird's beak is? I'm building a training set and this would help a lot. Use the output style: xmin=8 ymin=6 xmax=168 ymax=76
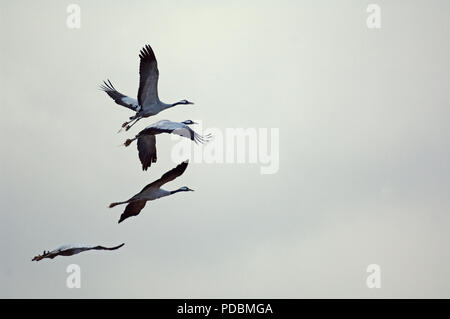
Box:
xmin=189 ymin=188 xmax=195 ymax=191
xmin=192 ymin=121 xmax=198 ymax=125
xmin=187 ymin=101 xmax=194 ymax=105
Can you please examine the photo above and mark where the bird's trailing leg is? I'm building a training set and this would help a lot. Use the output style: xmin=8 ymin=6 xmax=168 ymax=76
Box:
xmin=118 ymin=116 xmax=140 ymax=133
xmin=124 ymin=136 xmax=138 ymax=147
xmin=109 ymin=200 xmax=129 ymax=208
xmin=117 ymin=122 xmax=129 ymax=133
xmin=125 ymin=117 xmax=142 ymax=131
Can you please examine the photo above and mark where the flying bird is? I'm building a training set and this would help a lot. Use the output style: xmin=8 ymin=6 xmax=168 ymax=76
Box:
xmin=123 ymin=120 xmax=212 ymax=170
xmin=109 ymin=161 xmax=193 ymax=223
xmin=100 ymin=44 xmax=194 ymax=132
xmin=32 ymin=243 xmax=125 ymax=261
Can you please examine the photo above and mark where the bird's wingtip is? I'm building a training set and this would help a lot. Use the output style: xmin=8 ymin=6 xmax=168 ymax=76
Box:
xmin=111 ymin=243 xmax=125 ymax=249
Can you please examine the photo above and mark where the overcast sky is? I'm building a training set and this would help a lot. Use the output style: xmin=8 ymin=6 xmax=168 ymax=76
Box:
xmin=1 ymin=0 xmax=450 ymax=298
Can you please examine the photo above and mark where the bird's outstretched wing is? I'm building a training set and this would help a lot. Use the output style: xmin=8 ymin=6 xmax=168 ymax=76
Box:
xmin=140 ymin=121 xmax=212 ymax=144
xmin=94 ymin=243 xmax=125 ymax=250
xmin=137 ymin=44 xmax=160 ymax=110
xmin=118 ymin=200 xmax=147 ymax=223
xmin=141 ymin=160 xmax=189 ymax=192
xmin=137 ymin=135 xmax=157 ymax=171
xmin=100 ymin=80 xmax=139 ymax=111
xmin=171 ymin=127 xmax=212 ymax=144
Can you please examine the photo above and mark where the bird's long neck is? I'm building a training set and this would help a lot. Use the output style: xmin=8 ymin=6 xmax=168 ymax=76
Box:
xmin=171 ymin=101 xmax=185 ymax=107
xmin=161 ymin=101 xmax=185 ymax=110
xmin=170 ymin=188 xmax=185 ymax=195
xmin=158 ymin=102 xmax=174 ymax=111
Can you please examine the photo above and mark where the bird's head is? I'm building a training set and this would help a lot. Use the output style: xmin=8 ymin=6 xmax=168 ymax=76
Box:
xmin=179 ymin=99 xmax=194 ymax=105
xmin=179 ymin=186 xmax=194 ymax=192
xmin=182 ymin=120 xmax=197 ymax=125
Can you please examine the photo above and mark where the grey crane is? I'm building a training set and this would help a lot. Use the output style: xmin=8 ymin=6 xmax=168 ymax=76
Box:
xmin=109 ymin=161 xmax=193 ymax=223
xmin=123 ymin=120 xmax=212 ymax=170
xmin=100 ymin=44 xmax=194 ymax=132
xmin=32 ymin=243 xmax=124 ymax=261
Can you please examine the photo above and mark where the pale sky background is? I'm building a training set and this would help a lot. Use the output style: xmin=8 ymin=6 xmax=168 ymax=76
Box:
xmin=1 ymin=0 xmax=450 ymax=298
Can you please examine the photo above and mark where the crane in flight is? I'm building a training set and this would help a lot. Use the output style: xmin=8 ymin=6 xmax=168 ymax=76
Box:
xmin=109 ymin=161 xmax=193 ymax=223
xmin=100 ymin=44 xmax=194 ymax=132
xmin=123 ymin=120 xmax=212 ymax=170
xmin=32 ymin=243 xmax=125 ymax=261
